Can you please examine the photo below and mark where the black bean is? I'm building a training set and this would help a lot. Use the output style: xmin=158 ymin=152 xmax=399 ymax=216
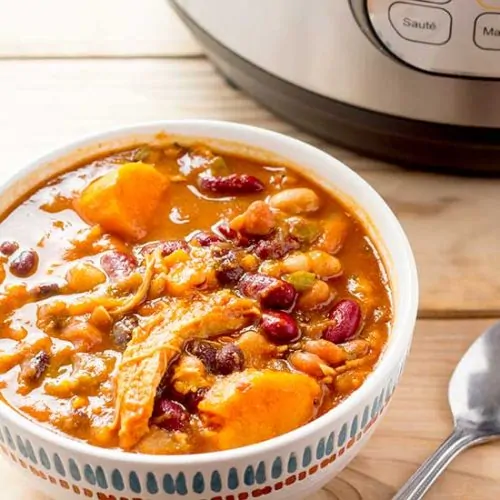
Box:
xmin=9 ymin=249 xmax=39 ymax=277
xmin=214 ymin=344 xmax=244 ymax=375
xmin=187 ymin=340 xmax=218 ymax=372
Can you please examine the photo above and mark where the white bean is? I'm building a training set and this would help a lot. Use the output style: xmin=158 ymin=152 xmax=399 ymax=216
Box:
xmin=269 ymin=188 xmax=320 ymax=214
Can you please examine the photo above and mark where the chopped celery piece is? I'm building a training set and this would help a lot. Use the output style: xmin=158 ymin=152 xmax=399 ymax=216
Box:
xmin=288 ymin=217 xmax=321 ymax=243
xmin=283 ymin=271 xmax=316 ymax=292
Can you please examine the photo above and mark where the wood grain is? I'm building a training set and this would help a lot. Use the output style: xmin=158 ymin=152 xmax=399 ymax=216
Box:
xmin=2 ymin=319 xmax=499 ymax=499
xmin=0 ymin=58 xmax=498 ymax=315
xmin=0 ymin=0 xmax=200 ymax=57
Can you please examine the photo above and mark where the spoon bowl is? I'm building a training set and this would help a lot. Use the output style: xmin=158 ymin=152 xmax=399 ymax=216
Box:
xmin=449 ymin=321 xmax=500 ymax=433
xmin=393 ymin=321 xmax=500 ymax=500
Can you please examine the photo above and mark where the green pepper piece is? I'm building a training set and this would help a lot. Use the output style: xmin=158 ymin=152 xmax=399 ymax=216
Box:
xmin=283 ymin=271 xmax=316 ymax=292
xmin=288 ymin=217 xmax=321 ymax=243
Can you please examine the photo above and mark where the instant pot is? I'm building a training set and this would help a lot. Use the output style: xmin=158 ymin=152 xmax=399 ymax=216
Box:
xmin=170 ymin=0 xmax=500 ymax=173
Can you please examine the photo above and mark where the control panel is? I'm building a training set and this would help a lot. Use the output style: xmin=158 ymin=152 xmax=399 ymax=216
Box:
xmin=367 ymin=0 xmax=500 ymax=77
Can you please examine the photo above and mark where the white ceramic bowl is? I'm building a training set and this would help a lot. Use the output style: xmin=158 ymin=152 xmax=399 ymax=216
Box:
xmin=0 ymin=121 xmax=418 ymax=500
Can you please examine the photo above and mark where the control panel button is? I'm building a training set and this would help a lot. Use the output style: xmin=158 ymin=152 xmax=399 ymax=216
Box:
xmin=389 ymin=2 xmax=452 ymax=45
xmin=475 ymin=13 xmax=500 ymax=49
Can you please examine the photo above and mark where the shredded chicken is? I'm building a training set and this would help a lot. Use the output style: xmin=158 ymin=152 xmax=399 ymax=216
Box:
xmin=108 ymin=251 xmax=157 ymax=318
xmin=114 ymin=290 xmax=259 ymax=449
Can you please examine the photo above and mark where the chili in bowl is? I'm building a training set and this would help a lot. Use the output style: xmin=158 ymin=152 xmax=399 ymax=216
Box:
xmin=0 ymin=120 xmax=418 ymax=500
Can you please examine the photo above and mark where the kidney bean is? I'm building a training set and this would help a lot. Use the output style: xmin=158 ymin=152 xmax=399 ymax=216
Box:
xmin=323 ymin=299 xmax=362 ymax=344
xmin=0 ymin=240 xmax=19 ymax=256
xmin=9 ymin=249 xmax=39 ymax=277
xmin=215 ymin=344 xmax=244 ymax=375
xmin=261 ymin=310 xmax=300 ymax=344
xmin=189 ymin=231 xmax=223 ymax=247
xmin=152 ymin=399 xmax=189 ymax=432
xmin=112 ymin=315 xmax=139 ymax=349
xmin=198 ymin=173 xmax=265 ymax=195
xmin=238 ymin=272 xmax=297 ymax=310
xmin=253 ymin=234 xmax=300 ymax=260
xmin=140 ymin=240 xmax=189 ymax=257
xmin=187 ymin=340 xmax=218 ymax=372
xmin=100 ymin=251 xmax=137 ymax=279
xmin=19 ymin=351 xmax=50 ymax=385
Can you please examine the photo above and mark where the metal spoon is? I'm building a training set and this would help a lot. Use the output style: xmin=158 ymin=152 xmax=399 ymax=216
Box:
xmin=393 ymin=321 xmax=500 ymax=500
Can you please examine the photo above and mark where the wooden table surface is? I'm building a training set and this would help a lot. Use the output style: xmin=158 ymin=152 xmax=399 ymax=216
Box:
xmin=1 ymin=1 xmax=500 ymax=498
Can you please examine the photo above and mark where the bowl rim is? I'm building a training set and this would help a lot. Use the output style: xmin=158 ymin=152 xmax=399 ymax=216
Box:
xmin=0 ymin=119 xmax=419 ymax=465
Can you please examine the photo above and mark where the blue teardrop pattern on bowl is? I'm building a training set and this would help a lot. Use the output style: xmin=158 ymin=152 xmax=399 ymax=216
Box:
xmin=361 ymin=405 xmax=370 ymax=427
xmin=38 ymin=447 xmax=50 ymax=470
xmin=3 ymin=427 xmax=15 ymax=450
xmin=175 ymin=472 xmax=188 ymax=495
xmin=129 ymin=470 xmax=141 ymax=493
xmin=146 ymin=471 xmax=159 ymax=494
xmin=163 ymin=473 xmax=175 ymax=494
xmin=350 ymin=416 xmax=359 ymax=439
xmin=271 ymin=457 xmax=283 ymax=479
xmin=371 ymin=395 xmax=380 ymax=418
xmin=244 ymin=464 xmax=255 ymax=486
xmin=95 ymin=466 xmax=108 ymax=489
xmin=192 ymin=471 xmax=205 ymax=494
xmin=227 ymin=467 xmax=239 ymax=490
xmin=84 ymin=464 xmax=96 ymax=485
xmin=69 ymin=459 xmax=81 ymax=481
xmin=316 ymin=438 xmax=325 ymax=460
xmin=326 ymin=432 xmax=335 ymax=455
xmin=16 ymin=436 xmax=27 ymax=458
xmin=210 ymin=470 xmax=222 ymax=492
xmin=337 ymin=423 xmax=348 ymax=448
xmin=53 ymin=453 xmax=65 ymax=476
xmin=302 ymin=446 xmax=312 ymax=467
xmin=255 ymin=461 xmax=266 ymax=484
xmin=111 ymin=469 xmax=124 ymax=491
xmin=287 ymin=452 xmax=298 ymax=473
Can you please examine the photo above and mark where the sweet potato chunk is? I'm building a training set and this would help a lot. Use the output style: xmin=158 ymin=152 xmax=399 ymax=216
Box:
xmin=199 ymin=369 xmax=320 ymax=450
xmin=75 ymin=162 xmax=169 ymax=241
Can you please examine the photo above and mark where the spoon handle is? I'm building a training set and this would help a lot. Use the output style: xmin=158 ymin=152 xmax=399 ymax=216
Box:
xmin=392 ymin=428 xmax=483 ymax=500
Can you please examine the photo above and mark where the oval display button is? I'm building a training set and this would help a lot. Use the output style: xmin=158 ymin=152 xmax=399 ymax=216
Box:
xmin=389 ymin=2 xmax=452 ymax=45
